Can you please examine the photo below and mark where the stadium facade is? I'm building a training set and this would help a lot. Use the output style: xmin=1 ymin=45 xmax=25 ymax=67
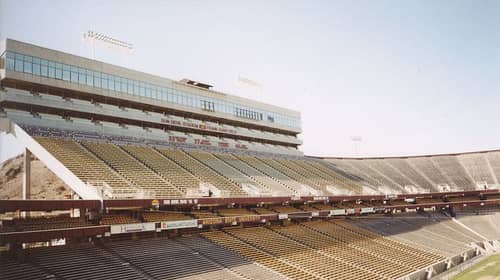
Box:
xmin=2 ymin=39 xmax=500 ymax=200
xmin=2 ymin=39 xmax=500 ymax=280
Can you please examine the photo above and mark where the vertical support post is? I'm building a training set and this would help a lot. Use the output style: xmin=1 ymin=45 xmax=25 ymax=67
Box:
xmin=22 ymin=149 xmax=31 ymax=200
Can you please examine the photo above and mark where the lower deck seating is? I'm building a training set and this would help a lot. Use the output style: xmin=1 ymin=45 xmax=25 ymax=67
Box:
xmin=217 ymin=208 xmax=257 ymax=217
xmin=106 ymin=237 xmax=245 ymax=280
xmin=271 ymin=205 xmax=301 ymax=214
xmin=142 ymin=211 xmax=192 ymax=222
xmin=177 ymin=235 xmax=287 ymax=280
xmin=27 ymin=244 xmax=147 ymax=280
xmin=190 ymin=210 xmax=220 ymax=219
xmin=100 ymin=214 xmax=140 ymax=225
xmin=350 ymin=213 xmax=485 ymax=256
xmin=456 ymin=212 xmax=500 ymax=241
xmin=252 ymin=207 xmax=277 ymax=215
xmin=0 ymin=257 xmax=54 ymax=280
xmin=1 ymin=216 xmax=473 ymax=280
xmin=1 ymin=216 xmax=91 ymax=232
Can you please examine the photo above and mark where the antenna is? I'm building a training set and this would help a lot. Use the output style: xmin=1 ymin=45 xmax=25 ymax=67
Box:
xmin=83 ymin=30 xmax=134 ymax=60
xmin=237 ymin=75 xmax=262 ymax=98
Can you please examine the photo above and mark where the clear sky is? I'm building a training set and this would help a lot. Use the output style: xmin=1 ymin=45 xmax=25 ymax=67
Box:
xmin=1 ymin=0 xmax=499 ymax=162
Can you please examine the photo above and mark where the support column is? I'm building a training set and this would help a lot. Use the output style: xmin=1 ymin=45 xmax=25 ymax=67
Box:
xmin=22 ymin=149 xmax=32 ymax=200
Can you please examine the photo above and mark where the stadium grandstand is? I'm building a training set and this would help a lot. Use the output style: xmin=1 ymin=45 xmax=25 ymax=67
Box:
xmin=2 ymin=39 xmax=500 ymax=279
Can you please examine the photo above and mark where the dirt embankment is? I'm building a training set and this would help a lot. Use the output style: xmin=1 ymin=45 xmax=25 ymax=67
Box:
xmin=0 ymin=155 xmax=70 ymax=200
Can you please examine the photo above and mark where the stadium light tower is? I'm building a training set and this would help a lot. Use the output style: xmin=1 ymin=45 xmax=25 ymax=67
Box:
xmin=350 ymin=136 xmax=363 ymax=156
xmin=83 ymin=30 xmax=134 ymax=60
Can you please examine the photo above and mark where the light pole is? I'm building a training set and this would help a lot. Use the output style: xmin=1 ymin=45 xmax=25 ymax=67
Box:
xmin=83 ymin=30 xmax=134 ymax=60
xmin=350 ymin=136 xmax=363 ymax=156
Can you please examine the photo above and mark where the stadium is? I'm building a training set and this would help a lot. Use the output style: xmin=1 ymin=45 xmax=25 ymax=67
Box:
xmin=1 ymin=37 xmax=500 ymax=280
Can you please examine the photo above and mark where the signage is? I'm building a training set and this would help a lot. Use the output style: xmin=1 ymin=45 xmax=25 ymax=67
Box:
xmin=110 ymin=223 xmax=155 ymax=234
xmin=163 ymin=199 xmax=198 ymax=205
xmin=330 ymin=209 xmax=346 ymax=216
xmin=161 ymin=219 xmax=198 ymax=230
xmin=360 ymin=207 xmax=375 ymax=214
xmin=278 ymin=214 xmax=289 ymax=220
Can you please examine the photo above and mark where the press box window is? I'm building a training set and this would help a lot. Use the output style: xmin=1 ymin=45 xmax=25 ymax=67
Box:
xmin=201 ymin=100 xmax=215 ymax=112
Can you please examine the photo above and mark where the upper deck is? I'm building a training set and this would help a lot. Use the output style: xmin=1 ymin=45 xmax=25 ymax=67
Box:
xmin=0 ymin=39 xmax=301 ymax=134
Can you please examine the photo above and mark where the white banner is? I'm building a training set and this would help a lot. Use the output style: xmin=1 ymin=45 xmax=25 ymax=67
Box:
xmin=330 ymin=209 xmax=346 ymax=216
xmin=278 ymin=214 xmax=289 ymax=220
xmin=110 ymin=223 xmax=156 ymax=234
xmin=311 ymin=211 xmax=320 ymax=217
xmin=360 ymin=207 xmax=375 ymax=214
xmin=161 ymin=219 xmax=198 ymax=230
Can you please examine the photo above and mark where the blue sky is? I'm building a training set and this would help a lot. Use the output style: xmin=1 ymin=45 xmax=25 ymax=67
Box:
xmin=1 ymin=0 xmax=499 ymax=162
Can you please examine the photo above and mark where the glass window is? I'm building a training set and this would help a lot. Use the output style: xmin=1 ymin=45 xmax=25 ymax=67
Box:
xmin=86 ymin=70 xmax=93 ymax=87
xmin=14 ymin=54 xmax=23 ymax=72
xmin=6 ymin=57 xmax=15 ymax=70
xmin=6 ymin=52 xmax=15 ymax=70
xmin=108 ymin=76 xmax=115 ymax=91
xmin=32 ymin=62 xmax=41 ymax=76
xmin=48 ymin=61 xmax=56 ymax=78
xmin=78 ymin=68 xmax=86 ymax=85
xmin=55 ymin=63 xmax=62 ymax=80
xmin=62 ymin=64 xmax=70 ymax=81
xmin=93 ymin=71 xmax=101 ymax=88
xmin=32 ymin=57 xmax=41 ymax=75
xmin=101 ymin=74 xmax=108 ymax=89
xmin=127 ymin=79 xmax=133 ymax=94
xmin=134 ymin=82 xmax=139 ymax=95
xmin=23 ymin=60 xmax=32 ymax=74
xmin=40 ymin=63 xmax=48 ymax=77
xmin=70 ymin=66 xmax=78 ymax=83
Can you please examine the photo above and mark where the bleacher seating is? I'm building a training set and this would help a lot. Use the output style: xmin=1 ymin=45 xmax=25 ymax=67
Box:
xmin=100 ymin=214 xmax=140 ymax=225
xmin=257 ymin=158 xmax=324 ymax=193
xmin=271 ymin=205 xmax=301 ymax=214
xmin=215 ymin=153 xmax=292 ymax=196
xmin=252 ymin=207 xmax=277 ymax=215
xmin=157 ymin=148 xmax=247 ymax=197
xmin=217 ymin=208 xmax=257 ymax=217
xmin=32 ymin=136 xmax=500 ymax=198
xmin=456 ymin=212 xmax=500 ymax=241
xmin=35 ymin=137 xmax=138 ymax=197
xmin=234 ymin=155 xmax=305 ymax=194
xmin=351 ymin=213 xmax=484 ymax=257
xmin=178 ymin=235 xmax=287 ymax=280
xmin=142 ymin=211 xmax=191 ymax=222
xmin=385 ymin=159 xmax=435 ymax=192
xmin=186 ymin=150 xmax=268 ymax=194
xmin=7 ymin=213 xmax=500 ymax=280
xmin=28 ymin=244 xmax=147 ymax=280
xmin=0 ymin=257 xmax=53 ymax=280
xmin=201 ymin=229 xmax=321 ymax=279
xmin=273 ymin=223 xmax=413 ymax=278
xmin=431 ymin=156 xmax=474 ymax=190
xmin=407 ymin=157 xmax=452 ymax=188
xmin=106 ymin=237 xmax=245 ymax=280
xmin=121 ymin=145 xmax=202 ymax=194
xmin=291 ymin=160 xmax=362 ymax=194
xmin=459 ymin=154 xmax=496 ymax=186
xmin=80 ymin=141 xmax=183 ymax=198
xmin=1 ymin=216 xmax=91 ymax=232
